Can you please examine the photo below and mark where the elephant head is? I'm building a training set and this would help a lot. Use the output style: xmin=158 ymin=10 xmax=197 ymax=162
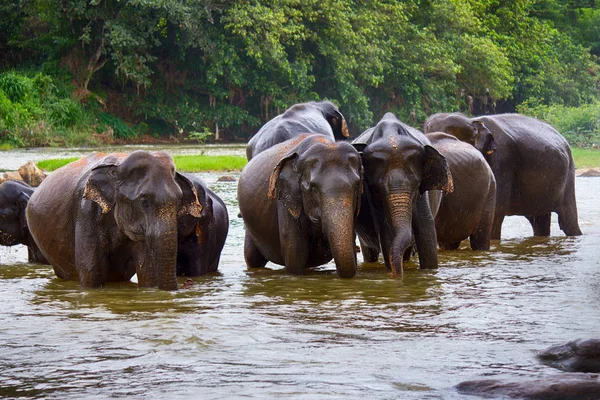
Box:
xmin=83 ymin=151 xmax=201 ymax=290
xmin=424 ymin=113 xmax=495 ymax=157
xmin=310 ymin=101 xmax=350 ymax=140
xmin=268 ymin=139 xmax=362 ymax=277
xmin=0 ymin=181 xmax=31 ymax=247
xmin=361 ymin=118 xmax=453 ymax=275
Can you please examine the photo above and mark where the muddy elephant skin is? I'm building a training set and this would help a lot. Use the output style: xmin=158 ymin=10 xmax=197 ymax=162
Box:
xmin=246 ymin=101 xmax=349 ymax=160
xmin=239 ymin=134 xmax=362 ymax=278
xmin=353 ymin=113 xmax=454 ymax=275
xmin=26 ymin=151 xmax=202 ymax=290
xmin=0 ymin=180 xmax=48 ymax=264
xmin=177 ymin=174 xmax=229 ymax=276
xmin=426 ymin=132 xmax=496 ymax=250
xmin=424 ymin=112 xmax=582 ymax=239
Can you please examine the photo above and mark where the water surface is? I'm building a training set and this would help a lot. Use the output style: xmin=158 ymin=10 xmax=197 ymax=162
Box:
xmin=0 ymin=149 xmax=599 ymax=399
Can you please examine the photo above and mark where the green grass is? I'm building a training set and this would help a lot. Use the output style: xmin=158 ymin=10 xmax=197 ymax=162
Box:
xmin=571 ymin=148 xmax=600 ymax=168
xmin=36 ymin=157 xmax=79 ymax=171
xmin=173 ymin=155 xmax=247 ymax=172
xmin=37 ymin=155 xmax=248 ymax=172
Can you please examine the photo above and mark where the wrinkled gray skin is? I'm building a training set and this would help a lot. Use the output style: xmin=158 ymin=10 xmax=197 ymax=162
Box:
xmin=426 ymin=132 xmax=496 ymax=250
xmin=456 ymin=374 xmax=600 ymax=399
xmin=424 ymin=112 xmax=582 ymax=239
xmin=246 ymin=101 xmax=350 ymax=160
xmin=353 ymin=113 xmax=453 ymax=275
xmin=177 ymin=174 xmax=229 ymax=276
xmin=239 ymin=134 xmax=362 ymax=278
xmin=27 ymin=151 xmax=202 ymax=290
xmin=538 ymin=339 xmax=600 ymax=373
xmin=0 ymin=180 xmax=48 ymax=264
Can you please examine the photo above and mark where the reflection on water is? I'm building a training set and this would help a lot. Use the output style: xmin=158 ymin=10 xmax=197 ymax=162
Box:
xmin=1 ymin=151 xmax=600 ymax=398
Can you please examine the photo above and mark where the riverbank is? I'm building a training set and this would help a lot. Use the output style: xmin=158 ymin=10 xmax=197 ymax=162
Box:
xmin=31 ymin=146 xmax=600 ymax=173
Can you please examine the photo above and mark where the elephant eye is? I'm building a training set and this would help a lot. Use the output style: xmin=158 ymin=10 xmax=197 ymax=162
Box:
xmin=140 ymin=198 xmax=151 ymax=209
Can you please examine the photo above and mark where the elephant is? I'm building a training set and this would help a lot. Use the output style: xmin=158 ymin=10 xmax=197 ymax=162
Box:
xmin=26 ymin=151 xmax=203 ymax=290
xmin=238 ymin=134 xmax=362 ymax=278
xmin=426 ymin=132 xmax=496 ymax=250
xmin=353 ymin=113 xmax=453 ymax=275
xmin=424 ymin=112 xmax=582 ymax=239
xmin=0 ymin=180 xmax=49 ymax=264
xmin=246 ymin=100 xmax=349 ymax=160
xmin=177 ymin=173 xmax=229 ymax=276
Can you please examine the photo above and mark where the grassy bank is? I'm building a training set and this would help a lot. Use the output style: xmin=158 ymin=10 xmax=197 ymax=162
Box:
xmin=571 ymin=148 xmax=600 ymax=168
xmin=36 ymin=148 xmax=600 ymax=173
xmin=37 ymin=155 xmax=248 ymax=173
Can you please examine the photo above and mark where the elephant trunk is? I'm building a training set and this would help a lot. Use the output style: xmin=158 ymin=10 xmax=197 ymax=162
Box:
xmin=386 ymin=192 xmax=414 ymax=276
xmin=322 ymin=196 xmax=357 ymax=278
xmin=137 ymin=207 xmax=179 ymax=290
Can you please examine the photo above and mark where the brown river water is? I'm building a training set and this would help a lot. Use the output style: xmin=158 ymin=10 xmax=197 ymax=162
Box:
xmin=1 ymin=145 xmax=599 ymax=399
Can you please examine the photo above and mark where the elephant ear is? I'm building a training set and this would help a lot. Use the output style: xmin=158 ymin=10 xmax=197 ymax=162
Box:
xmin=17 ymin=191 xmax=30 ymax=231
xmin=420 ymin=145 xmax=454 ymax=195
xmin=82 ymin=156 xmax=121 ymax=214
xmin=268 ymin=152 xmax=303 ymax=219
xmin=175 ymin=173 xmax=202 ymax=218
xmin=325 ymin=109 xmax=350 ymax=139
xmin=473 ymin=121 xmax=496 ymax=156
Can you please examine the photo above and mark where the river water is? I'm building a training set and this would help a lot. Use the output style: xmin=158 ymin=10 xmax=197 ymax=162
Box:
xmin=0 ymin=146 xmax=599 ymax=399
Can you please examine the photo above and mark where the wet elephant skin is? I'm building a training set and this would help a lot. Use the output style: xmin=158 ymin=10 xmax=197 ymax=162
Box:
xmin=353 ymin=112 xmax=453 ymax=275
xmin=0 ymin=180 xmax=48 ymax=264
xmin=424 ymin=112 xmax=582 ymax=239
xmin=426 ymin=132 xmax=496 ymax=250
xmin=239 ymin=134 xmax=362 ymax=278
xmin=26 ymin=151 xmax=202 ymax=290
xmin=177 ymin=173 xmax=229 ymax=276
xmin=246 ymin=100 xmax=349 ymax=160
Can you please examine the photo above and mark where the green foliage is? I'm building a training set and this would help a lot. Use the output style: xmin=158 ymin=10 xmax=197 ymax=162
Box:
xmin=97 ymin=112 xmax=138 ymax=139
xmin=2 ymin=0 xmax=600 ymax=143
xmin=518 ymin=101 xmax=600 ymax=147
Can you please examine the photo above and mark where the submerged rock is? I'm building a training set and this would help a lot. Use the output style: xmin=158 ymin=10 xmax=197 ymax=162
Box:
xmin=577 ymin=168 xmax=600 ymax=177
xmin=217 ymin=175 xmax=236 ymax=182
xmin=537 ymin=338 xmax=600 ymax=373
xmin=456 ymin=374 xmax=600 ymax=399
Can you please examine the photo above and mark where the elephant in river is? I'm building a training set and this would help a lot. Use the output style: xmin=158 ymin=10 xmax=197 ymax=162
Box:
xmin=426 ymin=132 xmax=496 ymax=250
xmin=424 ymin=112 xmax=582 ymax=239
xmin=246 ymin=100 xmax=349 ymax=160
xmin=26 ymin=151 xmax=203 ymax=290
xmin=238 ymin=134 xmax=362 ymax=278
xmin=0 ymin=180 xmax=48 ymax=264
xmin=353 ymin=113 xmax=453 ymax=275
xmin=177 ymin=174 xmax=229 ymax=276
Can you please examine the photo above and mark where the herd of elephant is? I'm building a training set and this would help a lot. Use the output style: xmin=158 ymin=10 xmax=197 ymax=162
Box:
xmin=0 ymin=101 xmax=583 ymax=290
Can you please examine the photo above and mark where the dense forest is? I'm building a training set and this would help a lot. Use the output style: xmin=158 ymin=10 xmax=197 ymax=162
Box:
xmin=1 ymin=0 xmax=599 ymax=147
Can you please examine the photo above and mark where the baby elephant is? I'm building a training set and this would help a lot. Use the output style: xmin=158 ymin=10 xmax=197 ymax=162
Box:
xmin=0 ymin=180 xmax=48 ymax=264
xmin=177 ymin=174 xmax=229 ymax=276
xmin=426 ymin=132 xmax=496 ymax=250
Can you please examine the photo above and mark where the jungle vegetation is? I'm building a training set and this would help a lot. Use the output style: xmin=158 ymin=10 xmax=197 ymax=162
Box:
xmin=1 ymin=0 xmax=600 ymax=148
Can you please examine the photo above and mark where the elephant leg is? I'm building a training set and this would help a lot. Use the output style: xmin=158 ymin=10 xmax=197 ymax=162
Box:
xmin=359 ymin=238 xmax=379 ymax=262
xmin=470 ymin=183 xmax=495 ymax=250
xmin=412 ymin=194 xmax=438 ymax=269
xmin=277 ymin=207 xmax=309 ymax=274
xmin=556 ymin=178 xmax=583 ymax=236
xmin=439 ymin=241 xmax=461 ymax=250
xmin=403 ymin=245 xmax=414 ymax=261
xmin=491 ymin=211 xmax=504 ymax=241
xmin=75 ymin=222 xmax=110 ymax=287
xmin=526 ymin=214 xmax=551 ymax=236
xmin=244 ymin=231 xmax=268 ymax=268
